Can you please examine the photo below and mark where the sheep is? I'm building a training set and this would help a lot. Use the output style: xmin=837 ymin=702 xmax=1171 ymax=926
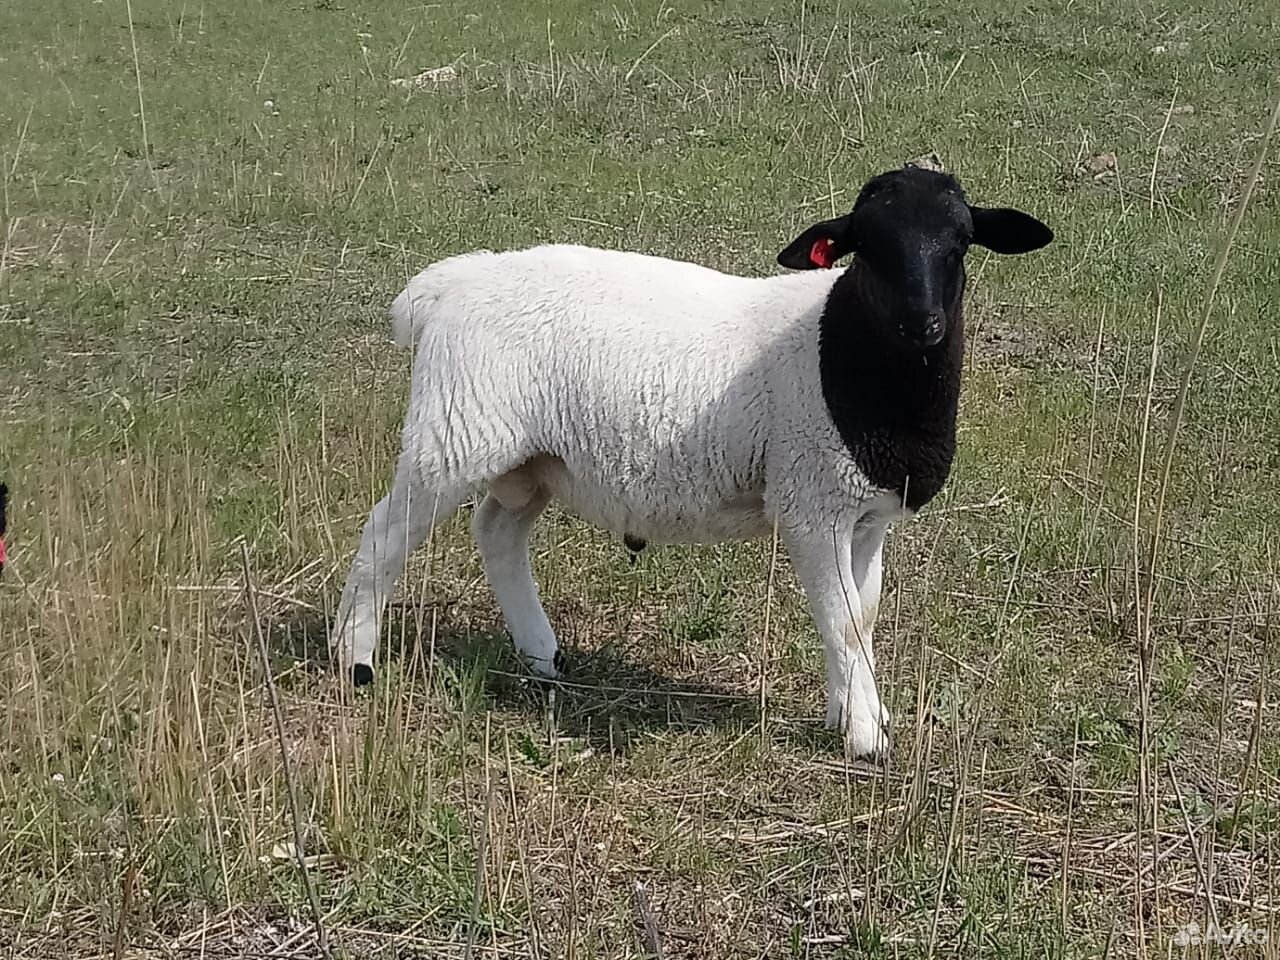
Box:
xmin=331 ymin=166 xmax=1053 ymax=757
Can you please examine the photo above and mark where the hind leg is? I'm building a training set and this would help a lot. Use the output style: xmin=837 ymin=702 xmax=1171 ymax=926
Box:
xmin=472 ymin=470 xmax=559 ymax=677
xmin=332 ymin=457 xmax=466 ymax=684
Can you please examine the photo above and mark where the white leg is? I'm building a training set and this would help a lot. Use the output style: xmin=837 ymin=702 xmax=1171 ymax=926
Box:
xmin=783 ymin=520 xmax=889 ymax=759
xmin=332 ymin=458 xmax=464 ymax=684
xmin=472 ymin=482 xmax=559 ymax=677
xmin=848 ymin=520 xmax=889 ymax=748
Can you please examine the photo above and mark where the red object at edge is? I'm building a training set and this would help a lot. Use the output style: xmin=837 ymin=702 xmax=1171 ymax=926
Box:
xmin=809 ymin=237 xmax=836 ymax=268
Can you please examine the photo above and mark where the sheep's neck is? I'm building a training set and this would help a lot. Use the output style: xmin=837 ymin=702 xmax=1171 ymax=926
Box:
xmin=817 ymin=265 xmax=964 ymax=513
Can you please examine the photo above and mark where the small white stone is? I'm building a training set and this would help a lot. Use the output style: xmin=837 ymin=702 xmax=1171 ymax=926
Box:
xmin=263 ymin=99 xmax=275 ymax=111
xmin=51 ymin=773 xmax=65 ymax=784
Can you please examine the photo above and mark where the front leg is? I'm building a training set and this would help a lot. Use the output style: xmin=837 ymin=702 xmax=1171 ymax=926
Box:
xmin=848 ymin=518 xmax=888 ymax=737
xmin=782 ymin=519 xmax=890 ymax=759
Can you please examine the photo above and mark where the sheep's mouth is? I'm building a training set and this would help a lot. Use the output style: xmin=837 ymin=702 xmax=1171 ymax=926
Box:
xmin=901 ymin=321 xmax=946 ymax=349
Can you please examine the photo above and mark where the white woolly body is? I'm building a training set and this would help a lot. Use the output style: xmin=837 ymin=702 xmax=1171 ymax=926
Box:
xmin=390 ymin=244 xmax=883 ymax=543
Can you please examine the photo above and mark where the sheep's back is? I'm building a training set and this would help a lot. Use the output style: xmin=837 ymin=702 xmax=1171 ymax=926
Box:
xmin=400 ymin=245 xmax=836 ymax=531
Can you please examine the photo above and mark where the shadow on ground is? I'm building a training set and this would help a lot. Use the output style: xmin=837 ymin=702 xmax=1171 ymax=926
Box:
xmin=259 ymin=598 xmax=757 ymax=753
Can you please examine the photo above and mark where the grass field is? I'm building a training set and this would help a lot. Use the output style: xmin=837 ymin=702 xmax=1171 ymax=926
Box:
xmin=2 ymin=0 xmax=1279 ymax=956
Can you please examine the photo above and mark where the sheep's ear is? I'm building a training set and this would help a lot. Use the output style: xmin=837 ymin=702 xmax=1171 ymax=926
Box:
xmin=969 ymin=206 xmax=1054 ymax=255
xmin=777 ymin=215 xmax=855 ymax=270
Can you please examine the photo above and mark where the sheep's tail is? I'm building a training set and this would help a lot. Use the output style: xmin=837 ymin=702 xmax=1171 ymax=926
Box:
xmin=390 ymin=252 xmax=490 ymax=349
xmin=389 ymin=284 xmax=426 ymax=349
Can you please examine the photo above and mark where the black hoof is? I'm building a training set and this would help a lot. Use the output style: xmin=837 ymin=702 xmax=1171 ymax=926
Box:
xmin=352 ymin=663 xmax=375 ymax=686
xmin=553 ymin=649 xmax=566 ymax=672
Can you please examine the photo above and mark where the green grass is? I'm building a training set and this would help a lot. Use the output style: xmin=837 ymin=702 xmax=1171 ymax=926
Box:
xmin=2 ymin=0 xmax=1279 ymax=956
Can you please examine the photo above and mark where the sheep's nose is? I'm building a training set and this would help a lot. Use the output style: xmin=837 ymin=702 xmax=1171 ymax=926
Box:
xmin=903 ymin=310 xmax=945 ymax=347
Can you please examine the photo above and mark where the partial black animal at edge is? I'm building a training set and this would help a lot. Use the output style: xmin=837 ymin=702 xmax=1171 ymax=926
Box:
xmin=0 ymin=483 xmax=8 ymax=578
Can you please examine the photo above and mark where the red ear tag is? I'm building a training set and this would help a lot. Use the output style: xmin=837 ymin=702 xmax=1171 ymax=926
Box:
xmin=809 ymin=237 xmax=836 ymax=268
xmin=0 ymin=537 xmax=7 ymax=569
